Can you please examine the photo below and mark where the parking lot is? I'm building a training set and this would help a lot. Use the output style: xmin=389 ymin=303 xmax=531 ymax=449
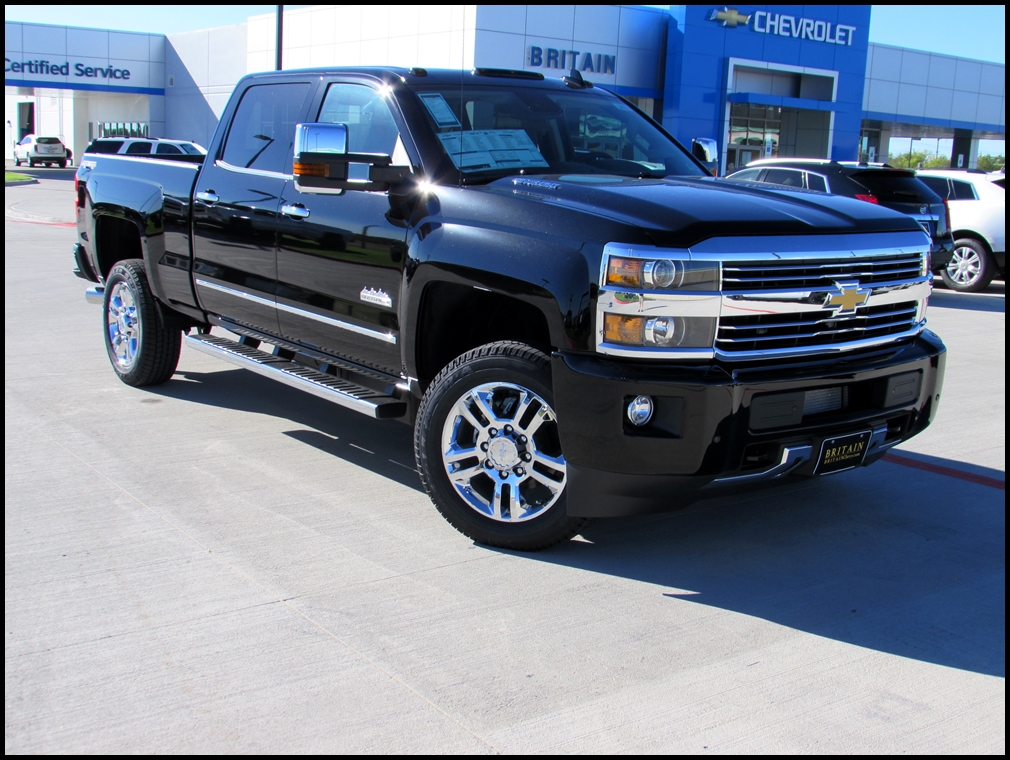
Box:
xmin=5 ymin=168 xmax=1005 ymax=753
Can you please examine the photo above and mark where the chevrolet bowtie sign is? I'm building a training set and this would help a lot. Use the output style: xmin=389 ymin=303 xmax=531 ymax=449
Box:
xmin=709 ymin=7 xmax=751 ymax=27
xmin=709 ymin=8 xmax=857 ymax=45
xmin=825 ymin=282 xmax=871 ymax=314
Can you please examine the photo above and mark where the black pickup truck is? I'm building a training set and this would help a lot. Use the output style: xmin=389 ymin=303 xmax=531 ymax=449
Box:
xmin=73 ymin=67 xmax=946 ymax=550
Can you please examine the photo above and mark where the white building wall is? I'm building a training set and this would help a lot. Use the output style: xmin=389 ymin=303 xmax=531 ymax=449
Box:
xmin=472 ymin=5 xmax=668 ymax=92
xmin=4 ymin=21 xmax=166 ymax=160
xmin=863 ymin=43 xmax=1005 ymax=132
xmin=246 ymin=5 xmax=477 ymax=73
xmin=165 ymin=24 xmax=248 ymax=149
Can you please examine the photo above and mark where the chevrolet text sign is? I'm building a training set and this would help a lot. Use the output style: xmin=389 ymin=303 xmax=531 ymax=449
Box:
xmin=709 ymin=7 xmax=857 ymax=45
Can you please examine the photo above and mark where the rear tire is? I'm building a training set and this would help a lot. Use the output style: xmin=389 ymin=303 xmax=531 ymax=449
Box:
xmin=28 ymin=158 xmax=35 ymax=168
xmin=415 ymin=341 xmax=588 ymax=551
xmin=58 ymin=159 xmax=67 ymax=168
xmin=103 ymin=259 xmax=181 ymax=386
xmin=941 ymin=238 xmax=996 ymax=292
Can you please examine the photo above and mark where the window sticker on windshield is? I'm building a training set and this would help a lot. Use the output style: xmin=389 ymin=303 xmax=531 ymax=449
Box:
xmin=437 ymin=130 xmax=549 ymax=172
xmin=419 ymin=93 xmax=461 ymax=128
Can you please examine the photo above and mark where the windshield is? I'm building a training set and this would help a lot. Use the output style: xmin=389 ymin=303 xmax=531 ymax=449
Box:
xmin=410 ymin=84 xmax=702 ymax=182
xmin=37 ymin=137 xmax=62 ymax=144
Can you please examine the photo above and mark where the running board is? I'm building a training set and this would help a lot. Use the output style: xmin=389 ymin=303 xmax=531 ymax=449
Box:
xmin=184 ymin=333 xmax=407 ymax=419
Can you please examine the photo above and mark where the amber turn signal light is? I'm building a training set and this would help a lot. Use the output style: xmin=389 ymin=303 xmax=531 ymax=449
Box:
xmin=606 ymin=257 xmax=643 ymax=287
xmin=603 ymin=314 xmax=645 ymax=344
xmin=293 ymin=162 xmax=327 ymax=177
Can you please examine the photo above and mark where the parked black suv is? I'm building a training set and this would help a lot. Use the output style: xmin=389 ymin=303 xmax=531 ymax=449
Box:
xmin=725 ymin=159 xmax=954 ymax=273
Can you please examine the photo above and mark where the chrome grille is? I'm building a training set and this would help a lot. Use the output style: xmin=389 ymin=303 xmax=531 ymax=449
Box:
xmin=722 ymin=253 xmax=923 ymax=291
xmin=717 ymin=301 xmax=919 ymax=353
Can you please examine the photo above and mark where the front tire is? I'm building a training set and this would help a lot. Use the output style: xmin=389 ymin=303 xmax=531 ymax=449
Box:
xmin=103 ymin=259 xmax=181 ymax=386
xmin=415 ymin=341 xmax=588 ymax=551
xmin=941 ymin=238 xmax=996 ymax=292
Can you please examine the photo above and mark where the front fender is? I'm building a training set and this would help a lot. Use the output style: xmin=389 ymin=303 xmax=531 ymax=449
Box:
xmin=401 ymin=219 xmax=597 ymax=380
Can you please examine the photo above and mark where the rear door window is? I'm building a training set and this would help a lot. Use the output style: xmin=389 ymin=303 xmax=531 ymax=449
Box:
xmin=762 ymin=168 xmax=805 ymax=188
xmin=156 ymin=143 xmax=183 ymax=155
xmin=729 ymin=168 xmax=762 ymax=181
xmin=950 ymin=180 xmax=978 ymax=200
xmin=87 ymin=140 xmax=124 ymax=154
xmin=125 ymin=142 xmax=153 ymax=154
xmin=851 ymin=171 xmax=938 ymax=202
xmin=805 ymin=173 xmax=828 ymax=192
xmin=917 ymin=175 xmax=950 ymax=198
xmin=37 ymin=137 xmax=62 ymax=145
xmin=222 ymin=82 xmax=311 ymax=174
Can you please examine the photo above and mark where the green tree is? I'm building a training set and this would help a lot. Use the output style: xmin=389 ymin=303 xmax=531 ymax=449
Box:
xmin=923 ymin=154 xmax=950 ymax=168
xmin=976 ymin=154 xmax=1005 ymax=172
xmin=888 ymin=150 xmax=930 ymax=169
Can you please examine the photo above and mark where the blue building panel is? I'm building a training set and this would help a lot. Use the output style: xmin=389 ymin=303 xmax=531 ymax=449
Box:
xmin=662 ymin=4 xmax=874 ymax=169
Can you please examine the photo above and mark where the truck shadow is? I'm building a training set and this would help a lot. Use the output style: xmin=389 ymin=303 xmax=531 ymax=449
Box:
xmin=535 ymin=462 xmax=1006 ymax=678
xmin=150 ymin=365 xmax=1004 ymax=679
xmin=153 ymin=367 xmax=425 ymax=493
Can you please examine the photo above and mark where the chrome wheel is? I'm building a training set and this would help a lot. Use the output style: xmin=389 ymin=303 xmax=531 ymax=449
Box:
xmin=106 ymin=281 xmax=142 ymax=370
xmin=946 ymin=245 xmax=982 ymax=287
xmin=440 ymin=381 xmax=567 ymax=523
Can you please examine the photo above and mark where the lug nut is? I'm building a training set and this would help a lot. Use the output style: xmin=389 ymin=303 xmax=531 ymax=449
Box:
xmin=480 ymin=442 xmax=489 ymax=451
xmin=518 ymin=435 xmax=527 ymax=444
xmin=522 ymin=452 xmax=532 ymax=462
xmin=484 ymin=460 xmax=494 ymax=469
xmin=504 ymin=425 xmax=513 ymax=435
xmin=499 ymin=470 xmax=508 ymax=479
xmin=489 ymin=428 xmax=497 ymax=437
xmin=514 ymin=467 xmax=525 ymax=477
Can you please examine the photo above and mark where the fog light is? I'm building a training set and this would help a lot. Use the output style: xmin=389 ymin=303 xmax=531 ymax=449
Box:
xmin=627 ymin=395 xmax=654 ymax=426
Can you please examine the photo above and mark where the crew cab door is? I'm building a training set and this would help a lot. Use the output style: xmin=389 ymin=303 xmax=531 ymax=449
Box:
xmin=192 ymin=81 xmax=312 ymax=333
xmin=275 ymin=81 xmax=411 ymax=375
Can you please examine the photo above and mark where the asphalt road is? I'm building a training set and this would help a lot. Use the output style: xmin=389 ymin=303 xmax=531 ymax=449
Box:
xmin=5 ymin=169 xmax=1005 ymax=753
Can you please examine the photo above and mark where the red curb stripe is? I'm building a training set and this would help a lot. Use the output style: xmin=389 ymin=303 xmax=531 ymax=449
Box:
xmin=883 ymin=452 xmax=1005 ymax=491
xmin=4 ymin=218 xmax=76 ymax=227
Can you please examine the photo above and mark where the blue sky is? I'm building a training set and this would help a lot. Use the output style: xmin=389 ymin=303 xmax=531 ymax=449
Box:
xmin=4 ymin=5 xmax=1006 ymax=63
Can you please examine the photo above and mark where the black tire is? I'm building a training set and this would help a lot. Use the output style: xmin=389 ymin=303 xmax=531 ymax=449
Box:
xmin=102 ymin=259 xmax=181 ymax=386
xmin=13 ymin=156 xmax=20 ymax=167
xmin=940 ymin=238 xmax=996 ymax=292
xmin=58 ymin=159 xmax=67 ymax=168
xmin=28 ymin=158 xmax=35 ymax=168
xmin=415 ymin=341 xmax=588 ymax=551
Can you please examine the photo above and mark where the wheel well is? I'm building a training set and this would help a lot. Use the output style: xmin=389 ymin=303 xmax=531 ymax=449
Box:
xmin=416 ymin=282 xmax=553 ymax=389
xmin=95 ymin=215 xmax=143 ymax=279
xmin=952 ymin=231 xmax=992 ymax=254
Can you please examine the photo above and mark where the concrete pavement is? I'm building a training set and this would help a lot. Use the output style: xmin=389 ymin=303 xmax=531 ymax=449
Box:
xmin=5 ymin=174 xmax=1005 ymax=753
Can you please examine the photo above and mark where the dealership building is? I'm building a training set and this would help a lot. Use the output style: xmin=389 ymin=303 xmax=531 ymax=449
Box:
xmin=5 ymin=5 xmax=1005 ymax=173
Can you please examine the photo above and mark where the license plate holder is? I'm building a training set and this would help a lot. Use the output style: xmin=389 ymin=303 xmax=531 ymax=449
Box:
xmin=816 ymin=430 xmax=872 ymax=474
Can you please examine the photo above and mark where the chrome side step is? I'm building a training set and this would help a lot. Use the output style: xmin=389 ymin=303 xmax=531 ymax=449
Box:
xmin=184 ymin=333 xmax=407 ymax=419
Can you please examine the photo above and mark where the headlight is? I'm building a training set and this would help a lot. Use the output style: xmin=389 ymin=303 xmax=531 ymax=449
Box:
xmin=606 ymin=257 xmax=720 ymax=290
xmin=603 ymin=314 xmax=716 ymax=348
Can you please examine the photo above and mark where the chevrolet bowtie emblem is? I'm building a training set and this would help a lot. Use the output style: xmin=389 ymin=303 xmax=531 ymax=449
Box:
xmin=709 ymin=7 xmax=752 ymax=27
xmin=826 ymin=281 xmax=870 ymax=314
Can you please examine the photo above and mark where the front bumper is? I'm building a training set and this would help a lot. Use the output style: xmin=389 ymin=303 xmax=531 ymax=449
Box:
xmin=552 ymin=331 xmax=946 ymax=517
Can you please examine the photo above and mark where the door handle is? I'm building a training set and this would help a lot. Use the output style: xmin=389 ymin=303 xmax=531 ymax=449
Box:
xmin=281 ymin=203 xmax=310 ymax=220
xmin=195 ymin=190 xmax=219 ymax=204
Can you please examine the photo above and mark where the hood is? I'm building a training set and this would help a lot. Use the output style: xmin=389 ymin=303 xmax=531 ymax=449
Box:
xmin=480 ymin=174 xmax=923 ymax=248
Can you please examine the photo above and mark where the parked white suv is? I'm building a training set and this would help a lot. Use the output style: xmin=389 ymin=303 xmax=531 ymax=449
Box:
xmin=915 ymin=169 xmax=1005 ymax=292
xmin=13 ymin=135 xmax=69 ymax=168
xmin=83 ymin=137 xmax=206 ymax=158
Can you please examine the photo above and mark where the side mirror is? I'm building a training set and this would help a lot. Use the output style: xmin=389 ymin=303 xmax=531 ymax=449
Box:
xmin=293 ymin=122 xmax=410 ymax=193
xmin=691 ymin=138 xmax=719 ymax=176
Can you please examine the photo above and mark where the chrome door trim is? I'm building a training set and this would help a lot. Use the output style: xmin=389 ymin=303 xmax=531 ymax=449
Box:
xmin=215 ymin=159 xmax=293 ymax=181
xmin=195 ymin=278 xmax=397 ymax=345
